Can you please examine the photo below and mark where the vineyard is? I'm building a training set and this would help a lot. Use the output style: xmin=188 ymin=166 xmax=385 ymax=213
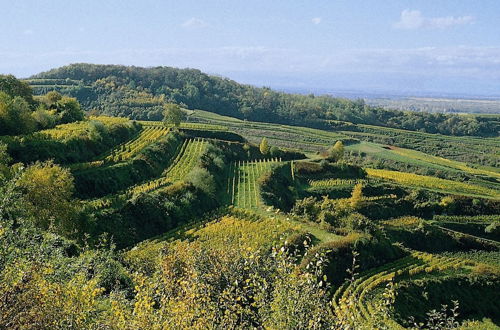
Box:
xmin=332 ymin=251 xmax=470 ymax=324
xmin=69 ymin=125 xmax=170 ymax=170
xmin=229 ymin=158 xmax=282 ymax=209
xmin=2 ymin=66 xmax=499 ymax=329
xmin=40 ymin=121 xmax=93 ymax=140
xmin=390 ymin=146 xmax=500 ymax=180
xmin=40 ymin=116 xmax=131 ymax=140
xmin=308 ymin=178 xmax=367 ymax=188
xmin=432 ymin=214 xmax=499 ymax=224
xmin=101 ymin=125 xmax=169 ymax=162
xmin=139 ymin=120 xmax=228 ymax=131
xmin=128 ymin=138 xmax=208 ymax=195
xmin=366 ymin=168 xmax=500 ymax=198
xmin=191 ymin=109 xmax=351 ymax=153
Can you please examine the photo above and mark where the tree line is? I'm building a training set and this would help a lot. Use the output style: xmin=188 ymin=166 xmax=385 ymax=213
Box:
xmin=29 ymin=63 xmax=499 ymax=137
xmin=0 ymin=74 xmax=84 ymax=135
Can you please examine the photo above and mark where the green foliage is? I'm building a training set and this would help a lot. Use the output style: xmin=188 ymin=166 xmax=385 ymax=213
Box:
xmin=259 ymin=162 xmax=297 ymax=211
xmin=0 ymin=91 xmax=36 ymax=135
xmin=327 ymin=140 xmax=345 ymax=162
xmin=0 ymin=74 xmax=36 ymax=106
xmin=0 ymin=76 xmax=85 ymax=136
xmin=395 ymin=276 xmax=500 ymax=326
xmin=259 ymin=137 xmax=269 ymax=155
xmin=162 ymin=103 xmax=186 ymax=127
xmin=18 ymin=160 xmax=78 ymax=235
xmin=5 ymin=116 xmax=140 ymax=164
xmin=54 ymin=96 xmax=85 ymax=123
xmin=107 ymin=214 xmax=333 ymax=329
xmin=186 ymin=167 xmax=216 ymax=197
xmin=28 ymin=64 xmax=498 ymax=136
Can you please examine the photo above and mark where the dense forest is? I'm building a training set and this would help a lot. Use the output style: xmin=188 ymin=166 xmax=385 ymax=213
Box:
xmin=28 ymin=64 xmax=499 ymax=137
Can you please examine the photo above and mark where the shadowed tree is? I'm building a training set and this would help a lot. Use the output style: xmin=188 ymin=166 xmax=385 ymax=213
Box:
xmin=163 ymin=103 xmax=186 ymax=127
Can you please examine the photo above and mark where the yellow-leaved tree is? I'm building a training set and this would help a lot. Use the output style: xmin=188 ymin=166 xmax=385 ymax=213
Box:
xmin=327 ymin=140 xmax=345 ymax=162
xmin=18 ymin=160 xmax=78 ymax=235
xmin=260 ymin=137 xmax=269 ymax=155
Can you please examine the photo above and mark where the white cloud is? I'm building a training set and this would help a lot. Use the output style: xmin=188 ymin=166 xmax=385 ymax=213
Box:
xmin=394 ymin=9 xmax=474 ymax=30
xmin=311 ymin=17 xmax=322 ymax=25
xmin=4 ymin=46 xmax=500 ymax=91
xmin=181 ymin=17 xmax=208 ymax=29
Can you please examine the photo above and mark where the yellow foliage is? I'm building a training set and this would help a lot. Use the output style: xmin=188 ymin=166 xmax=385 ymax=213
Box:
xmin=18 ymin=160 xmax=77 ymax=233
xmin=366 ymin=168 xmax=499 ymax=198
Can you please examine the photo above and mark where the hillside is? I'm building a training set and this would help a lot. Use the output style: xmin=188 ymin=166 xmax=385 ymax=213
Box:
xmin=27 ymin=63 xmax=499 ymax=137
xmin=1 ymin=74 xmax=499 ymax=328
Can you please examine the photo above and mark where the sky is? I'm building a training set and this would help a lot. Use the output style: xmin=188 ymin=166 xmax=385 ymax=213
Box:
xmin=1 ymin=0 xmax=500 ymax=96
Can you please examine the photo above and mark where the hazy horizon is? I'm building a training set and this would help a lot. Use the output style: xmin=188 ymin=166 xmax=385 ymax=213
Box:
xmin=2 ymin=0 xmax=500 ymax=97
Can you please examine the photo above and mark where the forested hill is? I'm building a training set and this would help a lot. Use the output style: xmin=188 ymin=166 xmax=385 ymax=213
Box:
xmin=29 ymin=63 xmax=498 ymax=137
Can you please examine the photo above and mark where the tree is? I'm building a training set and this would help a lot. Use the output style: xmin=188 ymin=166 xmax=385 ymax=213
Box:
xmin=45 ymin=91 xmax=63 ymax=106
xmin=327 ymin=141 xmax=344 ymax=162
xmin=56 ymin=96 xmax=84 ymax=123
xmin=270 ymin=146 xmax=282 ymax=157
xmin=162 ymin=103 xmax=186 ymax=127
xmin=260 ymin=138 xmax=270 ymax=155
xmin=0 ymin=142 xmax=11 ymax=179
xmin=0 ymin=92 xmax=36 ymax=135
xmin=18 ymin=161 xmax=77 ymax=234
xmin=0 ymin=74 xmax=36 ymax=107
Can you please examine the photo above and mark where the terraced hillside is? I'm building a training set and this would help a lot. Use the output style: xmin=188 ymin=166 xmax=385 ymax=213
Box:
xmin=129 ymin=138 xmax=209 ymax=195
xmin=1 ymin=86 xmax=498 ymax=328
xmin=190 ymin=110 xmax=352 ymax=154
xmin=366 ymin=168 xmax=500 ymax=199
xmin=229 ymin=158 xmax=282 ymax=208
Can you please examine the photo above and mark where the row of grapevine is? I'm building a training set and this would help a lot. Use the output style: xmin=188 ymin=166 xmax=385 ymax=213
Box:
xmin=40 ymin=121 xmax=92 ymax=140
xmin=332 ymin=252 xmax=468 ymax=323
xmin=229 ymin=158 xmax=282 ymax=209
xmin=433 ymin=214 xmax=499 ymax=224
xmin=127 ymin=138 xmax=208 ymax=195
xmin=139 ymin=120 xmax=227 ymax=131
xmin=390 ymin=147 xmax=500 ymax=180
xmin=101 ymin=126 xmax=169 ymax=162
xmin=308 ymin=178 xmax=367 ymax=188
xmin=41 ymin=116 xmax=131 ymax=140
xmin=71 ymin=126 xmax=169 ymax=170
xmin=366 ymin=168 xmax=499 ymax=198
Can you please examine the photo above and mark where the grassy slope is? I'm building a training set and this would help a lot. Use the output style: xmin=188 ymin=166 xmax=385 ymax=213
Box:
xmin=191 ymin=110 xmax=349 ymax=154
xmin=347 ymin=142 xmax=500 ymax=177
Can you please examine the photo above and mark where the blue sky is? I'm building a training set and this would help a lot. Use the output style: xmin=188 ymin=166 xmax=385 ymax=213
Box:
xmin=1 ymin=0 xmax=500 ymax=96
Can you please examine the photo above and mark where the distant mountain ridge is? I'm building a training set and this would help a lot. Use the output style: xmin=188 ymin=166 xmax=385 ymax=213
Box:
xmin=27 ymin=63 xmax=499 ymax=137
